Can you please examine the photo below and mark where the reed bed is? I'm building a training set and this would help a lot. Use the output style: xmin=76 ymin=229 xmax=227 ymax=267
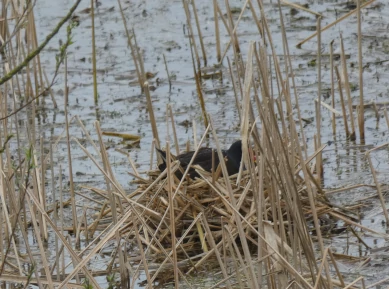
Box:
xmin=0 ymin=0 xmax=387 ymax=288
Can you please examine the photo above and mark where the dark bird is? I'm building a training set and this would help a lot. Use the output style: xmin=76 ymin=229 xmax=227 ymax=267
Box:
xmin=156 ymin=140 xmax=243 ymax=179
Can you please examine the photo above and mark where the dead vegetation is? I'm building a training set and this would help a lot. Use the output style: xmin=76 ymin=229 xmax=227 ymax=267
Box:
xmin=0 ymin=0 xmax=388 ymax=288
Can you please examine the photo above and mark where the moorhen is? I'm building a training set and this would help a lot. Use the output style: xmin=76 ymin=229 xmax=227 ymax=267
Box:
xmin=156 ymin=140 xmax=243 ymax=179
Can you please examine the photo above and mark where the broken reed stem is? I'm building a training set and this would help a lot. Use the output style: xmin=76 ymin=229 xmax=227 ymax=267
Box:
xmin=340 ymin=34 xmax=356 ymax=140
xmin=335 ymin=66 xmax=350 ymax=137
xmin=190 ymin=0 xmax=207 ymax=66
xmin=91 ymin=0 xmax=98 ymax=103
xmin=357 ymin=0 xmax=365 ymax=141
xmin=330 ymin=40 xmax=336 ymax=136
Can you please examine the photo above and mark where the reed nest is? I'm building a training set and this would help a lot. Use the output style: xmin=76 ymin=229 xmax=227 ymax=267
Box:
xmin=119 ymin=144 xmax=348 ymax=278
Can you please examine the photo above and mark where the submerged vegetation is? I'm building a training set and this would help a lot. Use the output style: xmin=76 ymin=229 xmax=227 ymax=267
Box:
xmin=0 ymin=0 xmax=389 ymax=288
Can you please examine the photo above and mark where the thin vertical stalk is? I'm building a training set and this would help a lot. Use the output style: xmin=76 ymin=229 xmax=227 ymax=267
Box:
xmin=166 ymin=143 xmax=179 ymax=288
xmin=340 ymin=34 xmax=356 ymax=140
xmin=64 ymin=55 xmax=78 ymax=235
xmin=335 ymin=66 xmax=350 ymax=137
xmin=316 ymin=17 xmax=323 ymax=181
xmin=191 ymin=0 xmax=207 ymax=66
xmin=91 ymin=0 xmax=98 ymax=104
xmin=213 ymin=0 xmax=221 ymax=62
xmin=357 ymin=0 xmax=365 ymax=140
xmin=330 ymin=40 xmax=336 ymax=136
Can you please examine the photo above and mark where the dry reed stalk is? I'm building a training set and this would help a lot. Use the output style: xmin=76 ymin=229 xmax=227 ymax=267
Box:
xmin=256 ymin=55 xmax=323 ymax=287
xmin=223 ymin=229 xmax=245 ymax=288
xmin=183 ymin=0 xmax=201 ymax=69
xmin=43 ymin=69 xmax=57 ymax=107
xmin=148 ymin=213 xmax=201 ymax=286
xmin=329 ymin=211 xmax=389 ymax=239
xmin=210 ymin=128 xmax=259 ymax=288
xmin=134 ymin=224 xmax=152 ymax=288
xmin=40 ymin=137 xmax=49 ymax=241
xmin=63 ymin=54 xmax=78 ymax=235
xmin=192 ymin=120 xmax=198 ymax=148
xmin=73 ymin=137 xmax=162 ymax=219
xmin=343 ymin=276 xmax=365 ymax=289
xmin=190 ymin=0 xmax=207 ymax=66
xmin=224 ymin=0 xmax=240 ymax=54
xmin=325 ymin=184 xmax=375 ymax=195
xmin=340 ymin=34 xmax=356 ymax=139
xmin=330 ymin=40 xmax=336 ymax=136
xmin=213 ymin=0 xmax=221 ymax=62
xmin=384 ymin=107 xmax=389 ymax=128
xmin=227 ymin=57 xmax=242 ymax=121
xmin=327 ymin=249 xmax=346 ymax=286
xmin=275 ymin=0 xmax=308 ymax=160
xmin=144 ymin=82 xmax=160 ymax=148
xmin=88 ymin=202 xmax=108 ymax=237
xmin=357 ymin=0 xmax=365 ymax=140
xmin=195 ymin=72 xmax=209 ymax=128
xmin=25 ymin=197 xmax=53 ymax=289
xmin=59 ymin=164 xmax=65 ymax=280
xmin=116 ymin=149 xmax=141 ymax=177
xmin=95 ymin=121 xmax=129 ymax=286
xmin=29 ymin=7 xmax=44 ymax=102
xmin=168 ymin=105 xmax=180 ymax=156
xmin=335 ymin=65 xmax=350 ymax=137
xmin=248 ymin=0 xmax=264 ymax=39
xmin=281 ymin=0 xmax=321 ymax=16
xmin=372 ymin=102 xmax=379 ymax=124
xmin=317 ymin=99 xmax=341 ymax=116
xmin=117 ymin=0 xmax=143 ymax=90
xmin=202 ymin=215 xmax=233 ymax=289
xmin=365 ymin=145 xmax=389 ymax=224
xmin=0 ymin=171 xmax=23 ymax=275
xmin=296 ymin=0 xmax=376 ymax=48
xmin=215 ymin=3 xmax=235 ymax=63
xmin=166 ymin=142 xmax=180 ymax=288
xmin=198 ymin=171 xmax=313 ymax=287
xmin=91 ymin=0 xmax=98 ymax=103
xmin=368 ymin=276 xmax=389 ymax=288
xmin=316 ymin=17 xmax=323 ymax=182
xmin=163 ymin=54 xmax=172 ymax=92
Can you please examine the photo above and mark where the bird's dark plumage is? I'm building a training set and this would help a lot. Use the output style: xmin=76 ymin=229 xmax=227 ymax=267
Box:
xmin=157 ymin=140 xmax=243 ymax=179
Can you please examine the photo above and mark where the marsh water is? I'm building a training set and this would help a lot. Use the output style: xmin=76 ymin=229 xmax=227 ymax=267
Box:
xmin=30 ymin=0 xmax=389 ymax=286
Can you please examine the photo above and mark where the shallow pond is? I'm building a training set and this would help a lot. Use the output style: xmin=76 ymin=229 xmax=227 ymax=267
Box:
xmin=27 ymin=0 xmax=389 ymax=286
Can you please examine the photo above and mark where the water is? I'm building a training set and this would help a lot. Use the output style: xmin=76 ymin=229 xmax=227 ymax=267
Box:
xmin=23 ymin=0 xmax=389 ymax=286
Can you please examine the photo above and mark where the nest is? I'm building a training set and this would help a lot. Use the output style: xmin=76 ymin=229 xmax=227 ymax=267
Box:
xmin=122 ymin=158 xmax=343 ymax=266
